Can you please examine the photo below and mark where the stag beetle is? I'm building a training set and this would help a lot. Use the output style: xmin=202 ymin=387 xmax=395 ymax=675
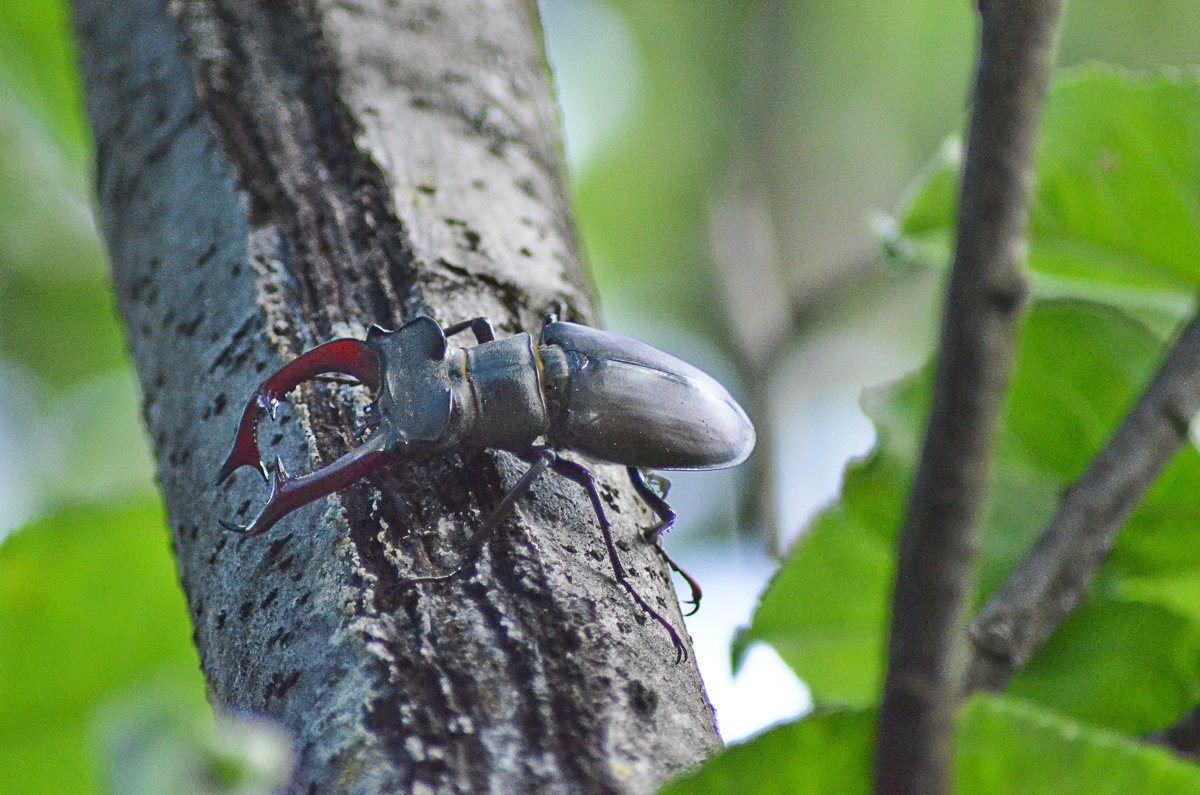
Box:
xmin=217 ymin=313 xmax=755 ymax=661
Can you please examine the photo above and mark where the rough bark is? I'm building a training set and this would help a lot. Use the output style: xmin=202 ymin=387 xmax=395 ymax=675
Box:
xmin=73 ymin=0 xmax=721 ymax=792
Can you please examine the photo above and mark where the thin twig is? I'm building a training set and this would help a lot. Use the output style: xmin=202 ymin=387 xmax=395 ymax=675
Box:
xmin=966 ymin=310 xmax=1200 ymax=694
xmin=873 ymin=2 xmax=1062 ymax=792
xmin=1149 ymin=701 xmax=1200 ymax=760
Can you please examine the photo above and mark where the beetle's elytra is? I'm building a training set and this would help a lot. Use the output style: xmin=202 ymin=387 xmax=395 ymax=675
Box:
xmin=217 ymin=314 xmax=755 ymax=662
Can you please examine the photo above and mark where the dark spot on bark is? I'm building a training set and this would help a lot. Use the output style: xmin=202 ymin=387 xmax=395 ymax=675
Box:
xmin=128 ymin=273 xmax=151 ymax=301
xmin=365 ymin=697 xmax=403 ymax=735
xmin=416 ymin=184 xmax=436 ymax=195
xmin=627 ymin=680 xmax=658 ymax=718
xmin=196 ymin=242 xmax=218 ymax=268
xmin=268 ymin=534 xmax=292 ymax=558
xmin=519 ymin=247 xmax=531 ymax=257
xmin=239 ymin=600 xmax=255 ymax=621
xmin=215 ymin=609 xmax=227 ymax=629
xmin=178 ymin=311 xmax=206 ymax=337
xmin=260 ymin=588 xmax=279 ymax=609
xmin=264 ymin=669 xmax=301 ymax=701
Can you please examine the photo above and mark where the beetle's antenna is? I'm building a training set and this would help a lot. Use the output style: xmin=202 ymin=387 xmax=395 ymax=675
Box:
xmin=216 ymin=339 xmax=381 ymax=484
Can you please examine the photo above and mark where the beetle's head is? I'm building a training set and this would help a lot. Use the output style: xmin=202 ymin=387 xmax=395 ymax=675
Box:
xmin=217 ymin=314 xmax=455 ymax=536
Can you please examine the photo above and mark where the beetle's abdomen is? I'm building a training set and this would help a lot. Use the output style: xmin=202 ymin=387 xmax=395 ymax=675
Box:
xmin=543 ymin=322 xmax=755 ymax=470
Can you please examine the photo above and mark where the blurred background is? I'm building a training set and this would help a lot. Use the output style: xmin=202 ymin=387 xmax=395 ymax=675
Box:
xmin=6 ymin=0 xmax=1200 ymax=791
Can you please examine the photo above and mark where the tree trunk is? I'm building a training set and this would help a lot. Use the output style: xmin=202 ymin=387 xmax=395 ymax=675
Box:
xmin=73 ymin=0 xmax=721 ymax=791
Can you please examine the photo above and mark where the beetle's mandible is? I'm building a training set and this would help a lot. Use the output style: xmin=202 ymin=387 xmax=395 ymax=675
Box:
xmin=216 ymin=314 xmax=755 ymax=662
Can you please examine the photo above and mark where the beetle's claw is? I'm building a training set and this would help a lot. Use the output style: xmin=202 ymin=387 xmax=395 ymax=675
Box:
xmin=215 ymin=338 xmax=382 ymax=486
xmin=218 ymin=518 xmax=255 ymax=535
xmin=217 ymin=434 xmax=391 ymax=538
xmin=215 ymin=413 xmax=270 ymax=484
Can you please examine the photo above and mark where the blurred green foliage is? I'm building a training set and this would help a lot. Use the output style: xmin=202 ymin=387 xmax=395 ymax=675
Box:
xmin=725 ymin=65 xmax=1200 ymax=790
xmin=665 ymin=696 xmax=1200 ymax=795
xmin=0 ymin=500 xmax=204 ymax=793
xmin=8 ymin=0 xmax=1200 ymax=791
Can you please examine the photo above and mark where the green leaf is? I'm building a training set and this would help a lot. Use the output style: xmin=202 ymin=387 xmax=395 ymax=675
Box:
xmin=890 ymin=66 xmax=1200 ymax=334
xmin=0 ymin=0 xmax=90 ymax=163
xmin=0 ymin=269 xmax=127 ymax=391
xmin=1008 ymin=600 xmax=1200 ymax=734
xmin=744 ymin=300 xmax=1200 ymax=731
xmin=957 ymin=694 xmax=1200 ymax=794
xmin=661 ymin=695 xmax=1200 ymax=795
xmin=0 ymin=500 xmax=205 ymax=795
xmin=658 ymin=708 xmax=875 ymax=795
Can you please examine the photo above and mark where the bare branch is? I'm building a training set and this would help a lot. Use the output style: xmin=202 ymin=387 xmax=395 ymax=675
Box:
xmin=966 ymin=311 xmax=1200 ymax=693
xmin=873 ymin=1 xmax=1062 ymax=792
xmin=1149 ymin=701 xmax=1200 ymax=760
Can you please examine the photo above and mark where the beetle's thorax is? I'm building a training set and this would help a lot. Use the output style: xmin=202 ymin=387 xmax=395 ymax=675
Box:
xmin=449 ymin=332 xmax=553 ymax=452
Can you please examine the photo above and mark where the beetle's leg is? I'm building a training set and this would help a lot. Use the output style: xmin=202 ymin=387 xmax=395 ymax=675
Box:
xmin=552 ymin=457 xmax=687 ymax=664
xmin=627 ymin=467 xmax=702 ymax=616
xmin=220 ymin=432 xmax=390 ymax=536
xmin=216 ymin=339 xmax=381 ymax=484
xmin=645 ymin=472 xmax=671 ymax=500
xmin=399 ymin=450 xmax=555 ymax=588
xmin=442 ymin=317 xmax=496 ymax=344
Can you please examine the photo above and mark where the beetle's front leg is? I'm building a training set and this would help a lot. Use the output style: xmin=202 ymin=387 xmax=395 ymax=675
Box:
xmin=627 ymin=467 xmax=702 ymax=616
xmin=217 ymin=339 xmax=381 ymax=483
xmin=441 ymin=316 xmax=496 ymax=344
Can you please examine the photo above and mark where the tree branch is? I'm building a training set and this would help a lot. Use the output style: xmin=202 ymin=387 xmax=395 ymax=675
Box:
xmin=74 ymin=0 xmax=720 ymax=791
xmin=1149 ymin=699 xmax=1200 ymax=760
xmin=966 ymin=310 xmax=1200 ymax=693
xmin=873 ymin=2 xmax=1061 ymax=792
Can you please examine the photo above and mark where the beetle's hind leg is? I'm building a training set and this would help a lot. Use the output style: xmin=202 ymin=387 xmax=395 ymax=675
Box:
xmin=552 ymin=457 xmax=688 ymax=664
xmin=628 ymin=468 xmax=703 ymax=616
xmin=397 ymin=449 xmax=688 ymax=663
xmin=216 ymin=339 xmax=381 ymax=484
